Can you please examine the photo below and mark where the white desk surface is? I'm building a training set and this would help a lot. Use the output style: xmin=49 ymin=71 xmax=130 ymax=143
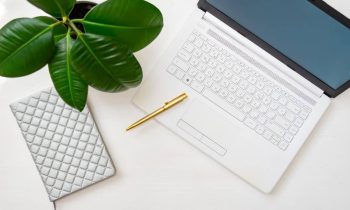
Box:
xmin=1 ymin=0 xmax=350 ymax=209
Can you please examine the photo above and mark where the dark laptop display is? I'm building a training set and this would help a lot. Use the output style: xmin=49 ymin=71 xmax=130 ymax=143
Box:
xmin=199 ymin=0 xmax=350 ymax=97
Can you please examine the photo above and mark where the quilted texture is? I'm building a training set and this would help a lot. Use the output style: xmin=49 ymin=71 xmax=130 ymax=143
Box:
xmin=10 ymin=88 xmax=116 ymax=201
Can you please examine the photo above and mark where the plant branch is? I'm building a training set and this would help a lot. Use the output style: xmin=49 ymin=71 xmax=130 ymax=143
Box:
xmin=67 ymin=20 xmax=83 ymax=36
xmin=49 ymin=20 xmax=64 ymax=29
xmin=71 ymin=19 xmax=83 ymax=23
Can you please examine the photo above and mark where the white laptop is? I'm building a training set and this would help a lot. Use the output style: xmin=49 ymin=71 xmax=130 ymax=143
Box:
xmin=133 ymin=0 xmax=350 ymax=193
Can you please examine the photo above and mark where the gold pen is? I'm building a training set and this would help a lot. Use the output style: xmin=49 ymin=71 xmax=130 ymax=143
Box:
xmin=126 ymin=93 xmax=188 ymax=131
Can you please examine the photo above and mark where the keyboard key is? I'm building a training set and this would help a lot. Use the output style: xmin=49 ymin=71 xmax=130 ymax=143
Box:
xmin=243 ymin=95 xmax=253 ymax=103
xmin=255 ymin=125 xmax=265 ymax=134
xmin=266 ymin=111 xmax=276 ymax=119
xmin=175 ymin=70 xmax=185 ymax=80
xmin=241 ymin=70 xmax=250 ymax=79
xmin=213 ymin=73 xmax=223 ymax=82
xmin=248 ymin=76 xmax=257 ymax=84
xmin=225 ymin=60 xmax=234 ymax=68
xmin=195 ymin=73 xmax=205 ymax=82
xmin=190 ymin=58 xmax=200 ymax=66
xmin=193 ymin=49 xmax=202 ymax=57
xmin=178 ymin=49 xmax=191 ymax=61
xmin=191 ymin=81 xmax=204 ymax=93
xmin=167 ymin=65 xmax=177 ymax=74
xmin=188 ymin=34 xmax=196 ymax=42
xmin=274 ymin=116 xmax=291 ymax=129
xmin=218 ymin=54 xmax=226 ymax=63
xmin=254 ymin=91 xmax=264 ymax=99
xmin=219 ymin=89 xmax=229 ymax=98
xmin=216 ymin=65 xmax=225 ymax=73
xmin=263 ymin=130 xmax=273 ymax=140
xmin=208 ymin=39 xmax=215 ymax=46
xmin=197 ymin=63 xmax=206 ymax=72
xmin=256 ymin=82 xmax=265 ymax=89
xmin=231 ymin=75 xmax=240 ymax=84
xmin=271 ymin=91 xmax=281 ymax=100
xmin=194 ymin=38 xmax=203 ymax=47
xmin=221 ymin=79 xmax=230 ymax=87
xmin=183 ymin=76 xmax=193 ymax=85
xmin=202 ymin=43 xmax=211 ymax=52
xmin=278 ymin=107 xmax=287 ymax=115
xmin=247 ymin=86 xmax=256 ymax=94
xmin=205 ymin=69 xmax=215 ymax=77
xmin=204 ymin=79 xmax=214 ymax=87
xmin=284 ymin=133 xmax=294 ymax=142
xmin=299 ymin=110 xmax=310 ymax=119
xmin=259 ymin=105 xmax=269 ymax=113
xmin=211 ymin=84 xmax=221 ymax=92
xmin=201 ymin=54 xmax=210 ymax=63
xmin=278 ymin=141 xmax=289 ymax=150
xmin=228 ymin=84 xmax=238 ymax=92
xmin=294 ymin=118 xmax=304 ymax=127
xmin=188 ymin=68 xmax=198 ymax=77
xmin=242 ymin=105 xmax=252 ymax=113
xmin=183 ymin=42 xmax=194 ymax=53
xmin=236 ymin=89 xmax=245 ymax=98
xmin=287 ymin=102 xmax=301 ymax=114
xmin=227 ymin=94 xmax=236 ymax=103
xmin=266 ymin=122 xmax=285 ymax=137
xmin=262 ymin=97 xmax=271 ymax=105
xmin=264 ymin=86 xmax=273 ymax=95
xmin=285 ymin=112 xmax=295 ymax=122
xmin=279 ymin=97 xmax=288 ymax=105
xmin=251 ymin=100 xmax=261 ymax=108
xmin=173 ymin=57 xmax=189 ymax=71
xmin=271 ymin=136 xmax=281 ymax=145
xmin=249 ymin=110 xmax=259 ymax=118
xmin=210 ymin=49 xmax=219 ymax=58
xmin=234 ymin=99 xmax=244 ymax=108
xmin=258 ymin=115 xmax=267 ymax=124
xmin=244 ymin=118 xmax=257 ymax=129
xmin=239 ymin=81 xmax=249 ymax=89
xmin=203 ymin=90 xmax=245 ymax=121
xmin=223 ymin=70 xmax=233 ymax=78
xmin=289 ymin=126 xmax=299 ymax=135
xmin=208 ymin=59 xmax=218 ymax=68
xmin=192 ymin=30 xmax=200 ymax=35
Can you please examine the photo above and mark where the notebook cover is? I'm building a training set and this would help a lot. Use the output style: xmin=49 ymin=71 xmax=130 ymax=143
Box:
xmin=10 ymin=88 xmax=116 ymax=201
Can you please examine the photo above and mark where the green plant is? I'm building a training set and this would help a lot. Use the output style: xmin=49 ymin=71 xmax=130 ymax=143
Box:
xmin=0 ymin=0 xmax=163 ymax=111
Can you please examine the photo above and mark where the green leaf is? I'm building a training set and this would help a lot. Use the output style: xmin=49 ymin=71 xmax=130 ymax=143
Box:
xmin=28 ymin=0 xmax=76 ymax=17
xmin=83 ymin=0 xmax=163 ymax=52
xmin=49 ymin=32 xmax=88 ymax=111
xmin=0 ymin=18 xmax=55 ymax=77
xmin=71 ymin=33 xmax=142 ymax=92
xmin=35 ymin=16 xmax=67 ymax=42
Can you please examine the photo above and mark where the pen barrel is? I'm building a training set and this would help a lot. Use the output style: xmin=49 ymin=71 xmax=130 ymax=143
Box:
xmin=163 ymin=93 xmax=188 ymax=110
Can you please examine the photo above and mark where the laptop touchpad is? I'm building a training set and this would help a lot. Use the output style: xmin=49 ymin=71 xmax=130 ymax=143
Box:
xmin=178 ymin=100 xmax=243 ymax=156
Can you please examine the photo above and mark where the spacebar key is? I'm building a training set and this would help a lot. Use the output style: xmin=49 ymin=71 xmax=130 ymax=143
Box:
xmin=202 ymin=89 xmax=245 ymax=121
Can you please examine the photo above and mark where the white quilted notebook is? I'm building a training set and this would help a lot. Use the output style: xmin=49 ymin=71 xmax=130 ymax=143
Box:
xmin=10 ymin=88 xmax=116 ymax=201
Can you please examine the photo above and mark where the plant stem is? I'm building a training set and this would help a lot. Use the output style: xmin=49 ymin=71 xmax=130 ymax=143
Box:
xmin=50 ymin=21 xmax=64 ymax=29
xmin=71 ymin=19 xmax=83 ymax=23
xmin=67 ymin=20 xmax=83 ymax=36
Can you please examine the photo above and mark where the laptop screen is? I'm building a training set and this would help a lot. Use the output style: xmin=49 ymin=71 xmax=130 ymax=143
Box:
xmin=207 ymin=0 xmax=350 ymax=90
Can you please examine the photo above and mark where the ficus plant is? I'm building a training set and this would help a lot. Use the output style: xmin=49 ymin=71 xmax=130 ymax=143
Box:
xmin=0 ymin=0 xmax=163 ymax=111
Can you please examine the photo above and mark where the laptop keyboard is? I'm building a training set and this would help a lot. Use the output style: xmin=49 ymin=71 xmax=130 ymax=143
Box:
xmin=167 ymin=29 xmax=312 ymax=151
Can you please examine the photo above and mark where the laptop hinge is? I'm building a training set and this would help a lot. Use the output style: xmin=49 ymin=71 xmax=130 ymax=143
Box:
xmin=202 ymin=12 xmax=325 ymax=99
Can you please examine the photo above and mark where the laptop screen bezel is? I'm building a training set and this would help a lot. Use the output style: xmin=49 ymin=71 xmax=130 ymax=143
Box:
xmin=198 ymin=0 xmax=350 ymax=97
